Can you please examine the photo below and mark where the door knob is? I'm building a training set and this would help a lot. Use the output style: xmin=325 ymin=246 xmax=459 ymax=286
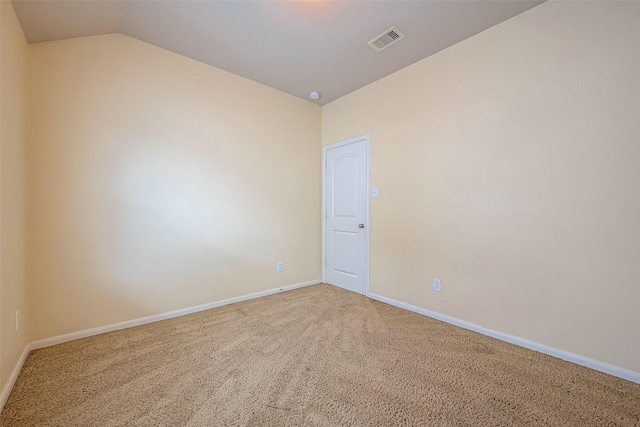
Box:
xmin=358 ymin=224 xmax=365 ymax=229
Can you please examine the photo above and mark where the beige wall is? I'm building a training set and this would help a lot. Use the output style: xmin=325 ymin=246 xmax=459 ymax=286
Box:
xmin=28 ymin=34 xmax=321 ymax=340
xmin=1 ymin=0 xmax=30 ymax=391
xmin=323 ymin=1 xmax=640 ymax=373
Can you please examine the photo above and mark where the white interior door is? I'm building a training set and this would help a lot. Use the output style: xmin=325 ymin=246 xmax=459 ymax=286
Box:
xmin=324 ymin=137 xmax=369 ymax=295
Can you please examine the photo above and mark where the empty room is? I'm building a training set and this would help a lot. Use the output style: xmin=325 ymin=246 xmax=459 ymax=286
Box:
xmin=1 ymin=0 xmax=639 ymax=425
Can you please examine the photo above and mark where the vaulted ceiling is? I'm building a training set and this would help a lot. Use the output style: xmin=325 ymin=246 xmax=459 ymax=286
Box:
xmin=12 ymin=1 xmax=543 ymax=105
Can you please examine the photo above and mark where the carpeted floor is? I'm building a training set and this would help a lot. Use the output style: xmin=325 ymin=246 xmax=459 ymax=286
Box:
xmin=1 ymin=283 xmax=638 ymax=426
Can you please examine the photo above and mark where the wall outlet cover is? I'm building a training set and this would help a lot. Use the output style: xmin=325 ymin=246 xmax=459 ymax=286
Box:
xmin=433 ymin=279 xmax=441 ymax=292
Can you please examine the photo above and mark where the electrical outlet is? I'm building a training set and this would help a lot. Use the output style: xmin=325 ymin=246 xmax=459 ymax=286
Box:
xmin=276 ymin=262 xmax=283 ymax=272
xmin=432 ymin=279 xmax=441 ymax=292
xmin=15 ymin=311 xmax=20 ymax=331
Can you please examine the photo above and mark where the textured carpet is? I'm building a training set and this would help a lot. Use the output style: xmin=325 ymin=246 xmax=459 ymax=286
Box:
xmin=1 ymin=284 xmax=638 ymax=426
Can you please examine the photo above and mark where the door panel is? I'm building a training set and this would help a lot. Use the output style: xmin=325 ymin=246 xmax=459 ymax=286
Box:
xmin=325 ymin=138 xmax=368 ymax=294
xmin=333 ymin=155 xmax=359 ymax=217
xmin=332 ymin=231 xmax=358 ymax=275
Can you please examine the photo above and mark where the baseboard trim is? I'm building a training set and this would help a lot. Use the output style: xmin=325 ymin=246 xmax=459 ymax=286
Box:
xmin=31 ymin=279 xmax=322 ymax=351
xmin=368 ymin=293 xmax=640 ymax=385
xmin=0 ymin=343 xmax=31 ymax=413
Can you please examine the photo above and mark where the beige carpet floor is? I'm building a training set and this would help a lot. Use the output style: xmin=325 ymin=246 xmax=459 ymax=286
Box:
xmin=1 ymin=283 xmax=638 ymax=426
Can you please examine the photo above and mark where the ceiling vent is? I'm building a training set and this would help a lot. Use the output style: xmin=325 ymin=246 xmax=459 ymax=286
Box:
xmin=367 ymin=26 xmax=405 ymax=52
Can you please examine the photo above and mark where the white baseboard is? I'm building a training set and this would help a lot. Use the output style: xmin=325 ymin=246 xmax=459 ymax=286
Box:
xmin=368 ymin=293 xmax=640 ymax=385
xmin=10 ymin=281 xmax=635 ymax=415
xmin=0 ymin=343 xmax=31 ymax=413
xmin=31 ymin=279 xmax=321 ymax=350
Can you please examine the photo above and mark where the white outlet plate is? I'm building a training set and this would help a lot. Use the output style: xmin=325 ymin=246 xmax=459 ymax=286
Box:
xmin=276 ymin=262 xmax=283 ymax=272
xmin=433 ymin=279 xmax=441 ymax=292
xmin=15 ymin=310 xmax=20 ymax=331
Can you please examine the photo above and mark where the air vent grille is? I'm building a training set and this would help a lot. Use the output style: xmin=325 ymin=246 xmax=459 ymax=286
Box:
xmin=367 ymin=26 xmax=405 ymax=52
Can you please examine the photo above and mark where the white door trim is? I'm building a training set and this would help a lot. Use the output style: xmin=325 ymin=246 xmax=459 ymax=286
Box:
xmin=322 ymin=135 xmax=370 ymax=296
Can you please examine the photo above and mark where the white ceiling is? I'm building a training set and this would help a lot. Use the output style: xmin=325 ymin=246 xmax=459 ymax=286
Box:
xmin=12 ymin=0 xmax=544 ymax=105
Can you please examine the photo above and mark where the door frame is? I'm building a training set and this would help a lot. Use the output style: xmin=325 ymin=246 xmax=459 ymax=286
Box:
xmin=322 ymin=134 xmax=371 ymax=296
